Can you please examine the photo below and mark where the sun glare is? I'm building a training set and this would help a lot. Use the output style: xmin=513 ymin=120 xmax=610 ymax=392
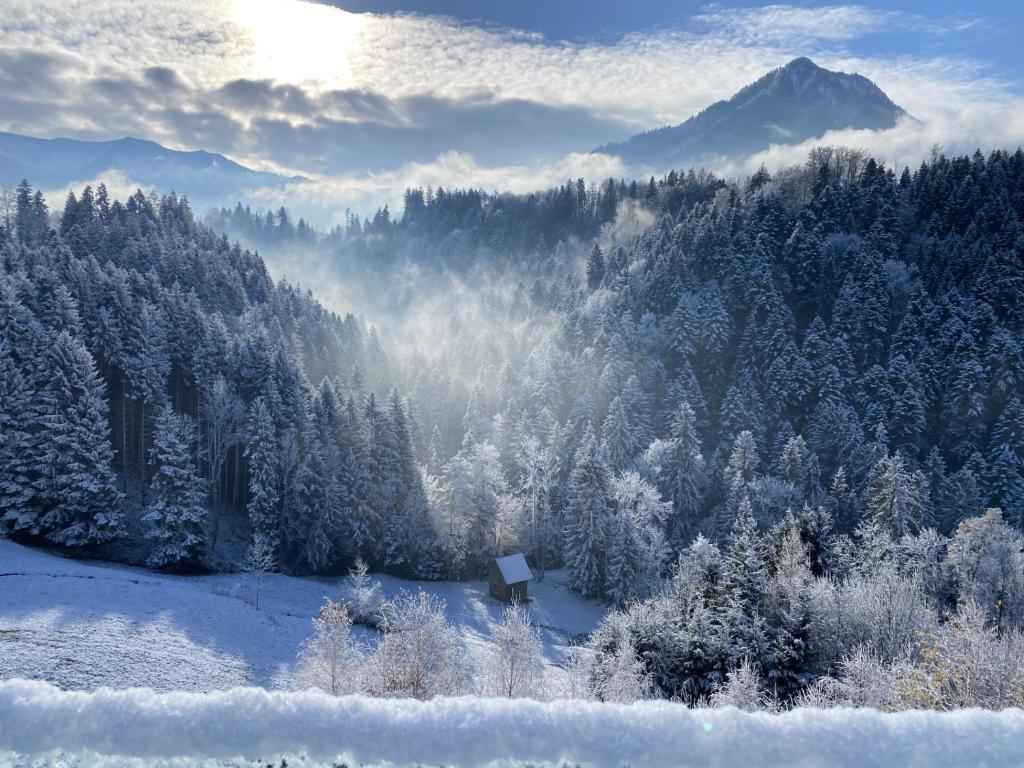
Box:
xmin=230 ymin=0 xmax=366 ymax=86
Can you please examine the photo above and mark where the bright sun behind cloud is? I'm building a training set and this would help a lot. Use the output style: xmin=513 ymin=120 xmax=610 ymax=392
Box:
xmin=229 ymin=0 xmax=367 ymax=86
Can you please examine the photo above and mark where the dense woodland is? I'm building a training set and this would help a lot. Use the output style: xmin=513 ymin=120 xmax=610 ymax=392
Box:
xmin=3 ymin=147 xmax=1024 ymax=705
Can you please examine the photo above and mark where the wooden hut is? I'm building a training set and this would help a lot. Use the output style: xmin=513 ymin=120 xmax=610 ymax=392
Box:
xmin=489 ymin=553 xmax=533 ymax=604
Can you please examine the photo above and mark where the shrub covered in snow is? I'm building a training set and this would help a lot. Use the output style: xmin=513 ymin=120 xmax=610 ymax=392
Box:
xmin=478 ymin=602 xmax=546 ymax=698
xmin=341 ymin=557 xmax=384 ymax=627
xmin=295 ymin=599 xmax=364 ymax=696
xmin=364 ymin=590 xmax=468 ymax=699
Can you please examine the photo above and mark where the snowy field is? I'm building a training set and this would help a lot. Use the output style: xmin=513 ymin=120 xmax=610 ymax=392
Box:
xmin=2 ymin=679 xmax=1024 ymax=768
xmin=0 ymin=539 xmax=604 ymax=692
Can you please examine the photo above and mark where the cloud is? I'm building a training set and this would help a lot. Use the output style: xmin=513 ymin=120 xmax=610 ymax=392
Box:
xmin=690 ymin=4 xmax=982 ymax=46
xmin=0 ymin=1 xmax=1020 ymax=222
xmin=242 ymin=149 xmax=630 ymax=224
xmin=0 ymin=56 xmax=636 ymax=176
xmin=42 ymin=169 xmax=148 ymax=208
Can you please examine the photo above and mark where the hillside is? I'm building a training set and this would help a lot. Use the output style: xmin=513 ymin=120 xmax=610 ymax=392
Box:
xmin=599 ymin=57 xmax=907 ymax=169
xmin=0 ymin=539 xmax=603 ymax=692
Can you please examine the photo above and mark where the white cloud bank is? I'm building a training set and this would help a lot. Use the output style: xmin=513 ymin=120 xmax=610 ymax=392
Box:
xmin=0 ymin=1 xmax=1021 ymax=217
xmin=2 ymin=678 xmax=1024 ymax=767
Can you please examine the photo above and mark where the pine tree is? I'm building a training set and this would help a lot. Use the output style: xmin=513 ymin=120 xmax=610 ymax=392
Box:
xmin=988 ymin=398 xmax=1024 ymax=524
xmin=721 ymin=497 xmax=772 ymax=669
xmin=294 ymin=436 xmax=334 ymax=572
xmin=601 ymin=395 xmax=635 ymax=470
xmin=866 ymin=453 xmax=928 ymax=538
xmin=246 ymin=397 xmax=281 ymax=547
xmin=662 ymin=402 xmax=706 ymax=545
xmin=564 ymin=427 xmax=611 ymax=598
xmin=721 ymin=430 xmax=760 ymax=536
xmin=37 ymin=332 xmax=123 ymax=546
xmin=586 ymin=244 xmax=605 ymax=290
xmin=361 ymin=391 xmax=397 ymax=562
xmin=515 ymin=435 xmax=559 ymax=577
xmin=144 ymin=404 xmax=207 ymax=568
xmin=0 ymin=335 xmax=37 ymax=532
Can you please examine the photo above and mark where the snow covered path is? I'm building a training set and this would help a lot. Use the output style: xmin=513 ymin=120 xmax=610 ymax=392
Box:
xmin=0 ymin=539 xmax=604 ymax=692
xmin=3 ymin=679 xmax=1024 ymax=768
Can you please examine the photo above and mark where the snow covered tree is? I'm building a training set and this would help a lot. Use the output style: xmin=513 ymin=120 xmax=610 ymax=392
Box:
xmin=586 ymin=243 xmax=605 ymax=290
xmin=945 ymin=508 xmax=1024 ymax=631
xmin=342 ymin=557 xmax=384 ymax=626
xmin=721 ymin=497 xmax=772 ymax=668
xmin=592 ymin=619 xmax=652 ymax=702
xmin=660 ymin=402 xmax=706 ymax=545
xmin=601 ymin=395 xmax=636 ymax=470
xmin=0 ymin=333 xmax=40 ymax=533
xmin=143 ymin=404 xmax=207 ymax=569
xmin=606 ymin=470 xmax=670 ymax=605
xmin=37 ymin=332 xmax=123 ymax=546
xmin=201 ymin=375 xmax=243 ymax=513
xmin=515 ymin=435 xmax=559 ymax=577
xmin=480 ymin=603 xmax=545 ymax=698
xmin=721 ymin=430 xmax=760 ymax=537
xmin=296 ymin=599 xmax=363 ymax=695
xmin=245 ymin=533 xmax=276 ymax=609
xmin=866 ymin=453 xmax=928 ymax=538
xmin=246 ymin=397 xmax=280 ymax=548
xmin=366 ymin=590 xmax=468 ymax=699
xmin=710 ymin=658 xmax=776 ymax=711
xmin=439 ymin=439 xmax=507 ymax=576
xmin=903 ymin=601 xmax=1024 ymax=709
xmin=564 ymin=426 xmax=611 ymax=598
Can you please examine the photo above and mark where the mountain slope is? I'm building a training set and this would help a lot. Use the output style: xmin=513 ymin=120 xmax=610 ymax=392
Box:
xmin=0 ymin=132 xmax=302 ymax=210
xmin=599 ymin=57 xmax=907 ymax=169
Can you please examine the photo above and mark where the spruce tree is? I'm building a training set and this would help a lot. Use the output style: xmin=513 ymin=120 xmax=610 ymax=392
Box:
xmin=663 ymin=402 xmax=706 ymax=545
xmin=601 ymin=395 xmax=635 ymax=470
xmin=0 ymin=335 xmax=37 ymax=532
xmin=144 ymin=404 xmax=207 ymax=568
xmin=246 ymin=396 xmax=281 ymax=547
xmin=605 ymin=507 xmax=641 ymax=606
xmin=866 ymin=453 xmax=928 ymax=538
xmin=721 ymin=496 xmax=771 ymax=669
xmin=721 ymin=430 xmax=760 ymax=536
xmin=586 ymin=244 xmax=605 ymax=290
xmin=564 ymin=426 xmax=611 ymax=598
xmin=37 ymin=332 xmax=123 ymax=546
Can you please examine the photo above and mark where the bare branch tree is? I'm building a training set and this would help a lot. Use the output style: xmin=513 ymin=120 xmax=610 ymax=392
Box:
xmin=245 ymin=534 xmax=276 ymax=610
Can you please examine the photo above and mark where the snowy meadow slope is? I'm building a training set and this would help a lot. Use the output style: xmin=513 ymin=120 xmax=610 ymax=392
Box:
xmin=0 ymin=540 xmax=602 ymax=692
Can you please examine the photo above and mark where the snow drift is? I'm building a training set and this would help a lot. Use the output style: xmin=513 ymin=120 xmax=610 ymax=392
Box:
xmin=1 ymin=679 xmax=1023 ymax=767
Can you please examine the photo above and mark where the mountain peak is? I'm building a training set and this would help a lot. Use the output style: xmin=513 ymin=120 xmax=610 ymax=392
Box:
xmin=599 ymin=58 xmax=905 ymax=170
xmin=783 ymin=56 xmax=819 ymax=70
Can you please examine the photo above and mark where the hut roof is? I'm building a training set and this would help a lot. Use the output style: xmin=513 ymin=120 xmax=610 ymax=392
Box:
xmin=495 ymin=554 xmax=533 ymax=584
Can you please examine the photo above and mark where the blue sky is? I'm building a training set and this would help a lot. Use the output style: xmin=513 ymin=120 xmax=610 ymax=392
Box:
xmin=325 ymin=0 xmax=1023 ymax=82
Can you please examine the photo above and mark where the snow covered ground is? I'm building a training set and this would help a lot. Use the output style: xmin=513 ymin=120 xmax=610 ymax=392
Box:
xmin=3 ymin=679 xmax=1024 ymax=768
xmin=0 ymin=539 xmax=605 ymax=692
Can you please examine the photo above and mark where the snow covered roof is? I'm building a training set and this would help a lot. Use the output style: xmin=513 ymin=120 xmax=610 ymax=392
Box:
xmin=495 ymin=554 xmax=532 ymax=584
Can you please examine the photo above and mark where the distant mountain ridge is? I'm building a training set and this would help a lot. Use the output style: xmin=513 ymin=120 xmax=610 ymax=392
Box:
xmin=0 ymin=132 xmax=302 ymax=211
xmin=599 ymin=57 xmax=907 ymax=170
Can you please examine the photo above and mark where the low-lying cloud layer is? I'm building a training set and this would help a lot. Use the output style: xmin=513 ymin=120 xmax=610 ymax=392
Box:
xmin=1 ymin=0 xmax=1021 ymax=220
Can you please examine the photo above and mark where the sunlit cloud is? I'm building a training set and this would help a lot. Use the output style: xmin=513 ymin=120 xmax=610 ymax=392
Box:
xmin=0 ymin=0 xmax=1021 ymax=219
